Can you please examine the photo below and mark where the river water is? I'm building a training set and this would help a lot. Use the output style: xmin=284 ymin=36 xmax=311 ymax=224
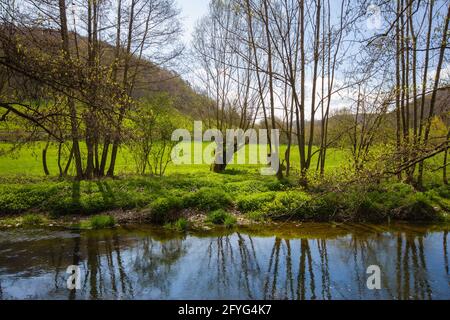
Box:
xmin=0 ymin=223 xmax=449 ymax=300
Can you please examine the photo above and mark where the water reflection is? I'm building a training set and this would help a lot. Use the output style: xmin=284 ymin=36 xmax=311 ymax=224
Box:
xmin=0 ymin=223 xmax=449 ymax=300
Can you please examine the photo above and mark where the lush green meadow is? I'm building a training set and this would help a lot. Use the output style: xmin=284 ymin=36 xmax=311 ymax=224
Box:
xmin=0 ymin=141 xmax=443 ymax=184
xmin=0 ymin=141 xmax=448 ymax=226
xmin=0 ymin=141 xmax=348 ymax=177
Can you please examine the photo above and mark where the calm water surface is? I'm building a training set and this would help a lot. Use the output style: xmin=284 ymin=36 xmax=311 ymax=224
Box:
xmin=0 ymin=223 xmax=449 ymax=300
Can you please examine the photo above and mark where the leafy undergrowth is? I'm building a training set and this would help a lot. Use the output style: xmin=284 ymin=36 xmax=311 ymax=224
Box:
xmin=0 ymin=172 xmax=448 ymax=224
xmin=206 ymin=209 xmax=237 ymax=228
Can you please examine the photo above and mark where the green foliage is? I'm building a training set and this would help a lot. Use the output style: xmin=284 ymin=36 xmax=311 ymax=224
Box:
xmin=22 ymin=214 xmax=44 ymax=226
xmin=184 ymin=187 xmax=232 ymax=211
xmin=206 ymin=209 xmax=227 ymax=225
xmin=88 ymin=215 xmax=116 ymax=230
xmin=237 ymin=192 xmax=275 ymax=212
xmin=0 ymin=168 xmax=446 ymax=223
xmin=245 ymin=211 xmax=267 ymax=222
xmin=224 ymin=180 xmax=270 ymax=194
xmin=150 ymin=196 xmax=183 ymax=222
xmin=0 ymin=183 xmax=59 ymax=214
xmin=224 ymin=215 xmax=237 ymax=228
xmin=174 ymin=218 xmax=189 ymax=231
xmin=262 ymin=191 xmax=312 ymax=218
xmin=129 ymin=94 xmax=184 ymax=176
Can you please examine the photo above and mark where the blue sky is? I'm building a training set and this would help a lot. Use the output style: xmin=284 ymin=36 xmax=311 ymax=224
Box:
xmin=176 ymin=0 xmax=209 ymax=41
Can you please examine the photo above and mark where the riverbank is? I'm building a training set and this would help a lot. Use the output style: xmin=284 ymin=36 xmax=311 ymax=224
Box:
xmin=0 ymin=172 xmax=448 ymax=228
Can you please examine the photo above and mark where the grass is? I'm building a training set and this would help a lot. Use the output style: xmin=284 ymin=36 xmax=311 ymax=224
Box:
xmin=0 ymin=142 xmax=448 ymax=224
xmin=22 ymin=213 xmax=45 ymax=226
xmin=206 ymin=209 xmax=237 ymax=228
xmin=0 ymin=214 xmax=47 ymax=227
xmin=165 ymin=218 xmax=189 ymax=232
xmin=0 ymin=142 xmax=346 ymax=177
xmin=79 ymin=215 xmax=116 ymax=230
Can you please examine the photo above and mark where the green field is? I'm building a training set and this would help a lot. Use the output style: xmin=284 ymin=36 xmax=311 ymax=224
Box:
xmin=0 ymin=141 xmax=444 ymax=186
xmin=0 ymin=141 xmax=447 ymax=224
xmin=0 ymin=142 xmax=348 ymax=176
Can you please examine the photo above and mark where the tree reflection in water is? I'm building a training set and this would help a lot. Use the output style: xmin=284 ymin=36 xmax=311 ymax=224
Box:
xmin=0 ymin=224 xmax=449 ymax=300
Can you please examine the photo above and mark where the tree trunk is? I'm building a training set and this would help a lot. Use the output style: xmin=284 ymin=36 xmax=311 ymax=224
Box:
xmin=444 ymin=131 xmax=449 ymax=185
xmin=42 ymin=141 xmax=50 ymax=176
xmin=418 ymin=0 xmax=449 ymax=188
xmin=307 ymin=0 xmax=321 ymax=170
xmin=108 ymin=0 xmax=136 ymax=177
xmin=64 ymin=146 xmax=74 ymax=176
xmin=58 ymin=0 xmax=83 ymax=180
xmin=299 ymin=0 xmax=307 ymax=184
xmin=57 ymin=142 xmax=63 ymax=177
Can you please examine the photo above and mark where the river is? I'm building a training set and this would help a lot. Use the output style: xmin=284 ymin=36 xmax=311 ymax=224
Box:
xmin=0 ymin=223 xmax=449 ymax=300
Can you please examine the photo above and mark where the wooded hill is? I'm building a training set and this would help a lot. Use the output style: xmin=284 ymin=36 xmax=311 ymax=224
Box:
xmin=0 ymin=27 xmax=211 ymax=119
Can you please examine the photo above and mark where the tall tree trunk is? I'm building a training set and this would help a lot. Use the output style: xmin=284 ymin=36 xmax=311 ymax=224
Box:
xmin=57 ymin=142 xmax=63 ymax=177
xmin=262 ymin=0 xmax=283 ymax=180
xmin=99 ymin=0 xmax=122 ymax=177
xmin=307 ymin=0 xmax=321 ymax=170
xmin=59 ymin=0 xmax=83 ymax=179
xmin=299 ymin=0 xmax=307 ymax=183
xmin=42 ymin=141 xmax=50 ymax=176
xmin=108 ymin=0 xmax=136 ymax=177
xmin=408 ymin=0 xmax=418 ymax=181
xmin=444 ymin=131 xmax=449 ymax=185
xmin=395 ymin=0 xmax=403 ymax=180
xmin=64 ymin=146 xmax=74 ymax=176
xmin=418 ymin=0 xmax=449 ymax=188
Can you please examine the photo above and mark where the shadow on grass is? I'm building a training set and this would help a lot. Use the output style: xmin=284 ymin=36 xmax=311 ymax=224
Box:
xmin=96 ymin=181 xmax=115 ymax=204
xmin=71 ymin=181 xmax=81 ymax=207
xmin=221 ymin=169 xmax=249 ymax=176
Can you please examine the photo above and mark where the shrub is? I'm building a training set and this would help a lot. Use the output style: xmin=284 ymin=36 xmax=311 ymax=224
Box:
xmin=150 ymin=196 xmax=183 ymax=222
xmin=266 ymin=178 xmax=292 ymax=191
xmin=397 ymin=192 xmax=437 ymax=220
xmin=89 ymin=215 xmax=116 ymax=229
xmin=206 ymin=209 xmax=231 ymax=225
xmin=224 ymin=215 xmax=237 ymax=228
xmin=224 ymin=180 xmax=269 ymax=194
xmin=173 ymin=218 xmax=189 ymax=231
xmin=245 ymin=211 xmax=267 ymax=222
xmin=262 ymin=191 xmax=312 ymax=218
xmin=184 ymin=188 xmax=232 ymax=211
xmin=22 ymin=214 xmax=44 ymax=226
xmin=0 ymin=184 xmax=59 ymax=214
xmin=309 ymin=192 xmax=343 ymax=218
xmin=237 ymin=192 xmax=275 ymax=212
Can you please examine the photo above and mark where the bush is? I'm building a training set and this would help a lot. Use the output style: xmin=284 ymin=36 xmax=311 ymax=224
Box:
xmin=224 ymin=180 xmax=269 ymax=194
xmin=89 ymin=215 xmax=116 ymax=229
xmin=206 ymin=209 xmax=230 ymax=225
xmin=150 ymin=196 xmax=183 ymax=222
xmin=22 ymin=214 xmax=44 ymax=226
xmin=174 ymin=218 xmax=189 ymax=231
xmin=224 ymin=215 xmax=237 ymax=228
xmin=237 ymin=192 xmax=275 ymax=212
xmin=266 ymin=178 xmax=293 ymax=191
xmin=245 ymin=211 xmax=267 ymax=222
xmin=397 ymin=192 xmax=437 ymax=220
xmin=184 ymin=187 xmax=232 ymax=211
xmin=262 ymin=191 xmax=312 ymax=218
xmin=0 ymin=184 xmax=59 ymax=214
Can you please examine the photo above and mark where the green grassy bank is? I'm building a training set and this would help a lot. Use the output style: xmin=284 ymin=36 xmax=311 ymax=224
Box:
xmin=0 ymin=171 xmax=448 ymax=226
xmin=0 ymin=142 xmax=448 ymax=226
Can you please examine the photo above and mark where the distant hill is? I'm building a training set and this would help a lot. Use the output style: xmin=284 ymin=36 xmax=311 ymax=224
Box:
xmin=330 ymin=86 xmax=449 ymax=124
xmin=0 ymin=27 xmax=212 ymax=121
